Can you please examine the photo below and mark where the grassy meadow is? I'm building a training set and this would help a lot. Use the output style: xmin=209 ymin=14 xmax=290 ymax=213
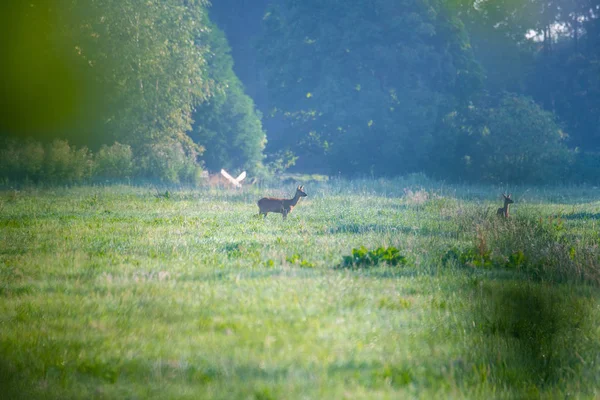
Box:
xmin=1 ymin=177 xmax=600 ymax=399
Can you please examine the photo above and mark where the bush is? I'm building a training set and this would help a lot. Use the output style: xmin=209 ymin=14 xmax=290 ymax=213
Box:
xmin=44 ymin=140 xmax=93 ymax=183
xmin=286 ymin=253 xmax=315 ymax=268
xmin=138 ymin=137 xmax=203 ymax=184
xmin=93 ymin=142 xmax=133 ymax=180
xmin=436 ymin=94 xmax=572 ymax=183
xmin=448 ymin=215 xmax=600 ymax=285
xmin=0 ymin=138 xmax=92 ymax=184
xmin=0 ymin=139 xmax=45 ymax=182
xmin=0 ymin=136 xmax=207 ymax=185
xmin=339 ymin=246 xmax=408 ymax=269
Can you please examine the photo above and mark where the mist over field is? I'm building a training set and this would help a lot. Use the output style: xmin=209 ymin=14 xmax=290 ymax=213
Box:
xmin=1 ymin=0 xmax=600 ymax=398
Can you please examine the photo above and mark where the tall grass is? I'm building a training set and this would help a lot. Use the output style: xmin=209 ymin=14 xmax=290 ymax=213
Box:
xmin=1 ymin=179 xmax=599 ymax=398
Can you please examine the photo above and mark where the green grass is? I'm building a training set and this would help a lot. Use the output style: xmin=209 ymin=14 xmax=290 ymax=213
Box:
xmin=1 ymin=179 xmax=600 ymax=399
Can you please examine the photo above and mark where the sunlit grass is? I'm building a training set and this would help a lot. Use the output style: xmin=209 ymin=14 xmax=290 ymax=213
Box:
xmin=1 ymin=180 xmax=599 ymax=398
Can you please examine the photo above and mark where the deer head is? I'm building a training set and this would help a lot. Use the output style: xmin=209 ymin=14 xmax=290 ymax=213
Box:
xmin=503 ymin=193 xmax=514 ymax=205
xmin=296 ymin=185 xmax=307 ymax=198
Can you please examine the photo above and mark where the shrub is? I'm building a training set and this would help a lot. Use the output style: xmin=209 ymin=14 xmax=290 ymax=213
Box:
xmin=0 ymin=138 xmax=92 ymax=184
xmin=442 ymin=246 xmax=493 ymax=269
xmin=265 ymin=150 xmax=298 ymax=175
xmin=286 ymin=253 xmax=315 ymax=268
xmin=93 ymin=142 xmax=133 ymax=180
xmin=44 ymin=139 xmax=93 ymax=183
xmin=340 ymin=246 xmax=408 ymax=269
xmin=20 ymin=140 xmax=45 ymax=180
xmin=0 ymin=139 xmax=45 ymax=182
xmin=436 ymin=93 xmax=572 ymax=183
xmin=138 ymin=138 xmax=202 ymax=184
xmin=448 ymin=215 xmax=600 ymax=285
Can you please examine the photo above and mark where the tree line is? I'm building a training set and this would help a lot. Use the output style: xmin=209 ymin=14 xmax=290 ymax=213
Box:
xmin=0 ymin=0 xmax=266 ymax=184
xmin=248 ymin=0 xmax=600 ymax=183
xmin=1 ymin=0 xmax=599 ymax=184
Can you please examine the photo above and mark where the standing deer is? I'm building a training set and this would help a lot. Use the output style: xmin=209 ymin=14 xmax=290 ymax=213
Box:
xmin=258 ymin=186 xmax=307 ymax=220
xmin=497 ymin=193 xmax=514 ymax=218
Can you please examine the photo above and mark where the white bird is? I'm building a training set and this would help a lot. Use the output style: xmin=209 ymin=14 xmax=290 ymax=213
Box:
xmin=220 ymin=169 xmax=246 ymax=188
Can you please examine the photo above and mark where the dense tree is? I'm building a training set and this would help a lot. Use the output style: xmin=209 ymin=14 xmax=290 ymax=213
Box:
xmin=257 ymin=0 xmax=483 ymax=175
xmin=452 ymin=0 xmax=600 ymax=151
xmin=3 ymin=0 xmax=600 ymax=184
xmin=64 ymin=0 xmax=216 ymax=182
xmin=191 ymin=21 xmax=267 ymax=174
xmin=67 ymin=0 xmax=212 ymax=148
xmin=1 ymin=1 xmax=212 ymax=147
xmin=208 ymin=0 xmax=277 ymax=103
xmin=433 ymin=93 xmax=572 ymax=183
xmin=1 ymin=0 xmax=272 ymax=183
xmin=526 ymin=1 xmax=600 ymax=151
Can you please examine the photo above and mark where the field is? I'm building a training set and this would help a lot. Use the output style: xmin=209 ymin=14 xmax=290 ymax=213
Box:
xmin=1 ymin=178 xmax=600 ymax=399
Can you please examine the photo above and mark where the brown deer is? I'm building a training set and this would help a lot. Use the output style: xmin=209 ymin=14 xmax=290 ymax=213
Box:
xmin=497 ymin=193 xmax=514 ymax=218
xmin=258 ymin=185 xmax=307 ymax=220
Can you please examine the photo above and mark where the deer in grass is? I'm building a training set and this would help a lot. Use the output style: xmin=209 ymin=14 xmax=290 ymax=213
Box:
xmin=497 ymin=193 xmax=514 ymax=218
xmin=258 ymin=185 xmax=307 ymax=220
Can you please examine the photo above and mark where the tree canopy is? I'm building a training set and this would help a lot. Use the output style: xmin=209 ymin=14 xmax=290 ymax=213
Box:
xmin=191 ymin=20 xmax=266 ymax=175
xmin=257 ymin=0 xmax=483 ymax=175
xmin=2 ymin=0 xmax=600 ymax=184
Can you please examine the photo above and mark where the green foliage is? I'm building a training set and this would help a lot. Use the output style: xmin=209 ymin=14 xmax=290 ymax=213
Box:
xmin=154 ymin=189 xmax=171 ymax=200
xmin=450 ymin=0 xmax=600 ymax=162
xmin=341 ymin=246 xmax=408 ymax=269
xmin=44 ymin=140 xmax=93 ymax=183
xmin=286 ymin=253 xmax=315 ymax=268
xmin=0 ymin=0 xmax=242 ymax=184
xmin=93 ymin=142 xmax=133 ymax=180
xmin=0 ymin=139 xmax=45 ymax=182
xmin=506 ymin=250 xmax=527 ymax=269
xmin=435 ymin=93 xmax=572 ymax=183
xmin=374 ymin=365 xmax=413 ymax=387
xmin=525 ymin=5 xmax=600 ymax=155
xmin=265 ymin=150 xmax=299 ymax=175
xmin=0 ymin=2 xmax=95 ymax=138
xmin=258 ymin=0 xmax=483 ymax=176
xmin=191 ymin=21 xmax=266 ymax=175
xmin=0 ymin=137 xmax=204 ymax=185
xmin=448 ymin=213 xmax=600 ymax=285
xmin=0 ymin=139 xmax=93 ymax=184
xmin=65 ymin=0 xmax=212 ymax=146
xmin=442 ymin=247 xmax=493 ymax=269
xmin=138 ymin=138 xmax=202 ymax=184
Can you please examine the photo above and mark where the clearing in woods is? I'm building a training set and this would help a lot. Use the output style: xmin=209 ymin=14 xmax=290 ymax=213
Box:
xmin=1 ymin=178 xmax=599 ymax=399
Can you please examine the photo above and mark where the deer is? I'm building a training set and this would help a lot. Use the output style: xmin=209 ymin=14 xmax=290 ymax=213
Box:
xmin=497 ymin=193 xmax=514 ymax=218
xmin=258 ymin=185 xmax=307 ymax=220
